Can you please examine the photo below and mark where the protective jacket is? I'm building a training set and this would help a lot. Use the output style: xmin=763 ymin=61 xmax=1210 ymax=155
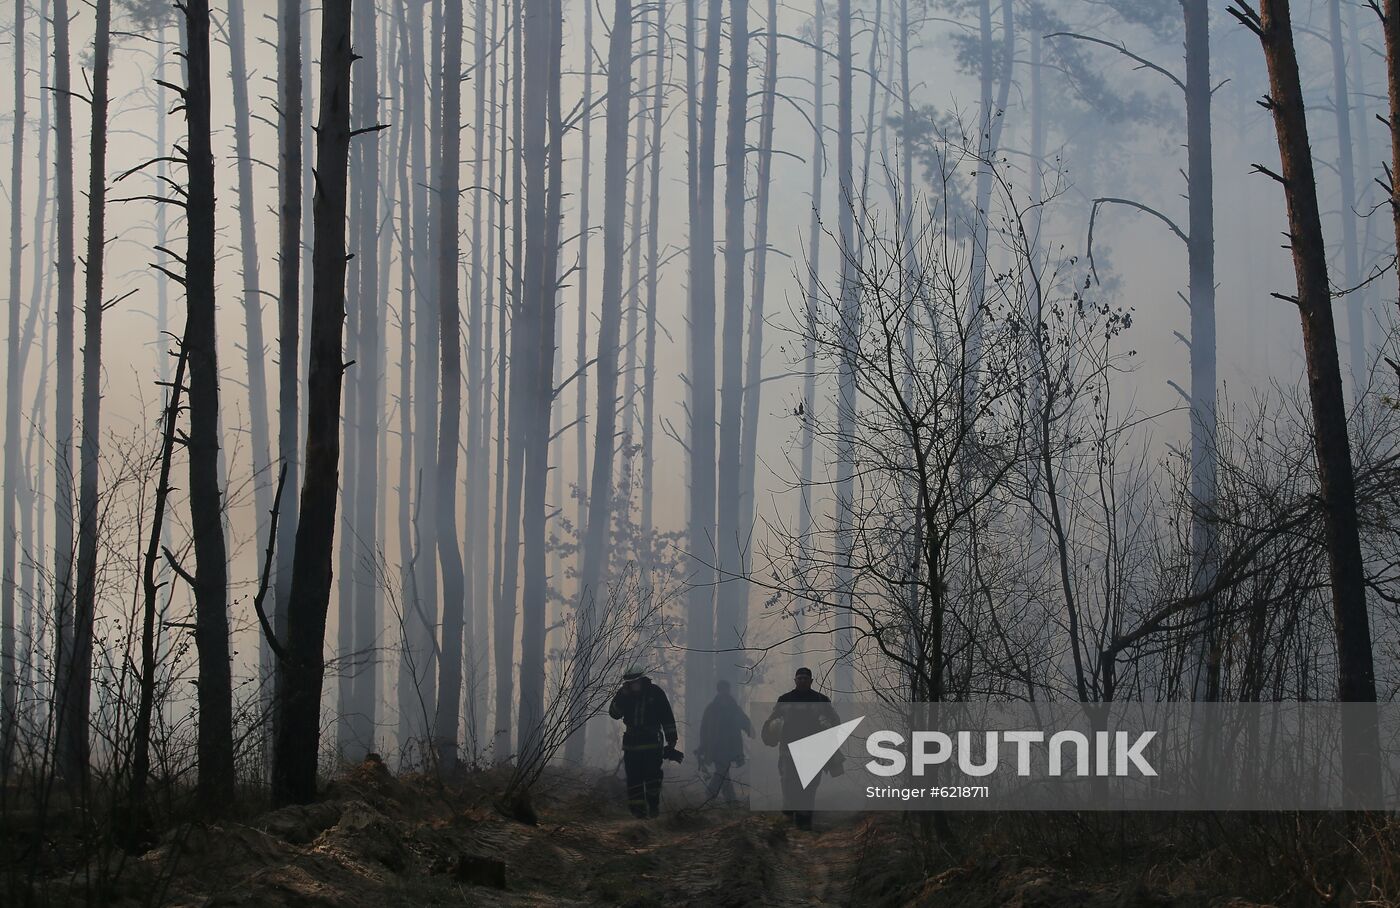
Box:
xmin=608 ymin=677 xmax=678 ymax=750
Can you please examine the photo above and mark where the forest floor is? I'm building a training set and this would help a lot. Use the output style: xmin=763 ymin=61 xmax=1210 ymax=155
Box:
xmin=24 ymin=757 xmax=1393 ymax=906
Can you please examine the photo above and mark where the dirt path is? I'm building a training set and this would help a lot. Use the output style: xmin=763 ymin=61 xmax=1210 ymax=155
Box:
xmin=97 ymin=766 xmax=877 ymax=908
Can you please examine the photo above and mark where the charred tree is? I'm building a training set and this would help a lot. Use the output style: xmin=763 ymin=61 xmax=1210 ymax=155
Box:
xmin=67 ymin=0 xmax=114 ymax=795
xmin=50 ymin=0 xmax=79 ymax=786
xmin=274 ymin=0 xmax=354 ymax=807
xmin=181 ymin=0 xmax=237 ymax=810
xmin=275 ymin=0 xmax=303 ymax=729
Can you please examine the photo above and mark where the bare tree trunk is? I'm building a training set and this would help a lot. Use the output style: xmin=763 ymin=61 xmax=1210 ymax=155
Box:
xmin=1 ymin=0 xmax=25 ymax=764
xmin=462 ymin=0 xmax=491 ymax=760
xmin=639 ymin=0 xmax=667 ymax=551
xmin=832 ymin=0 xmax=856 ymax=696
xmin=50 ymin=0 xmax=79 ymax=786
xmin=517 ymin=0 xmax=563 ymax=758
xmin=408 ymin=0 xmax=440 ymax=756
xmin=68 ymin=0 xmax=114 ymax=797
xmin=226 ymin=0 xmax=276 ymax=739
xmin=1187 ymin=0 xmax=1220 ymax=702
xmin=301 ymin=5 xmax=316 ymax=453
xmin=349 ymin=0 xmax=382 ymax=758
xmin=494 ymin=0 xmax=526 ymax=760
xmin=181 ymin=0 xmax=236 ymax=810
xmin=276 ymin=0 xmax=303 ymax=756
xmin=570 ymin=0 xmax=634 ymax=765
xmin=433 ymin=0 xmax=467 ymax=772
xmin=683 ymin=0 xmax=722 ymax=738
xmin=620 ymin=4 xmax=652 ymax=505
xmin=474 ymin=0 xmax=501 ymax=762
xmin=1183 ymin=0 xmax=1219 ymax=703
xmin=336 ymin=172 xmax=360 ymax=755
xmin=16 ymin=0 xmax=50 ymax=747
xmin=797 ymin=1 xmax=824 ymax=622
xmin=739 ymin=0 xmax=777 ymax=645
xmin=25 ymin=22 xmax=51 ymax=710
xmin=1348 ymin=0 xmax=1378 ymax=360
xmin=274 ymin=0 xmax=354 ymax=807
xmin=1238 ymin=0 xmax=1378 ymax=794
xmin=576 ymin=0 xmax=594 ymax=556
xmin=392 ymin=0 xmax=419 ymax=759
xmin=1328 ymin=0 xmax=1364 ymax=393
xmin=715 ymin=0 xmax=749 ymax=688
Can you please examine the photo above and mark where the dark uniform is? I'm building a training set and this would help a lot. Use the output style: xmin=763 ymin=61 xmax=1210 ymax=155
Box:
xmin=763 ymin=670 xmax=841 ymax=830
xmin=698 ymin=681 xmax=752 ymax=803
xmin=608 ymin=673 xmax=678 ymax=818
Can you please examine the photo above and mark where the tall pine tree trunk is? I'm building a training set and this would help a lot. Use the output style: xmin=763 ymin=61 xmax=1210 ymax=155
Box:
xmin=433 ymin=0 xmax=467 ymax=772
xmin=276 ymin=0 xmax=303 ymax=750
xmin=575 ymin=0 xmax=594 ymax=559
xmin=1328 ymin=0 xmax=1364 ymax=393
xmin=50 ymin=0 xmax=80 ymax=786
xmin=715 ymin=0 xmax=748 ymax=687
xmin=226 ymin=0 xmax=276 ymax=734
xmin=183 ymin=0 xmax=236 ymax=810
xmin=392 ymin=0 xmax=420 ymax=757
xmin=494 ymin=0 xmax=526 ymax=760
xmin=1 ymin=0 xmax=25 ymax=764
xmin=517 ymin=0 xmax=563 ymax=758
xmin=620 ymin=4 xmax=651 ymax=502
xmin=69 ymin=0 xmax=114 ymax=795
xmin=1241 ymin=0 xmax=1378 ymax=798
xmin=1184 ymin=0 xmax=1219 ymax=702
xmin=474 ymin=0 xmax=501 ymax=760
xmin=274 ymin=0 xmax=354 ymax=807
xmin=639 ymin=0 xmax=667 ymax=552
xmin=683 ymin=0 xmax=722 ymax=738
xmin=349 ymin=0 xmax=381 ymax=758
xmin=739 ymin=0 xmax=777 ymax=634
xmin=797 ymin=0 xmax=824 ymax=621
xmin=463 ymin=0 xmax=491 ymax=759
xmin=407 ymin=0 xmax=440 ymax=756
xmin=832 ymin=0 xmax=857 ymax=697
xmin=570 ymin=0 xmax=634 ymax=764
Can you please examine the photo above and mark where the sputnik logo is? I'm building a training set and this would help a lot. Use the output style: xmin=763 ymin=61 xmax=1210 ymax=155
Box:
xmin=787 ymin=716 xmax=865 ymax=789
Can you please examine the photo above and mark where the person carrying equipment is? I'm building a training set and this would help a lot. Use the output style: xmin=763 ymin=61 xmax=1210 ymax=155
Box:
xmin=608 ymin=666 xmax=680 ymax=818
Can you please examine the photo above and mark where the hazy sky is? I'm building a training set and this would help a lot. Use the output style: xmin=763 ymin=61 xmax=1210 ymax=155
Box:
xmin=0 ymin=0 xmax=1393 ymax=701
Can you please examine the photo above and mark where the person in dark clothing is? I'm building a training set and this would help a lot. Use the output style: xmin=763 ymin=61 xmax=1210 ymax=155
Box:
xmin=762 ymin=666 xmax=842 ymax=831
xmin=608 ymin=667 xmax=679 ymax=818
xmin=697 ymin=680 xmax=752 ymax=803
